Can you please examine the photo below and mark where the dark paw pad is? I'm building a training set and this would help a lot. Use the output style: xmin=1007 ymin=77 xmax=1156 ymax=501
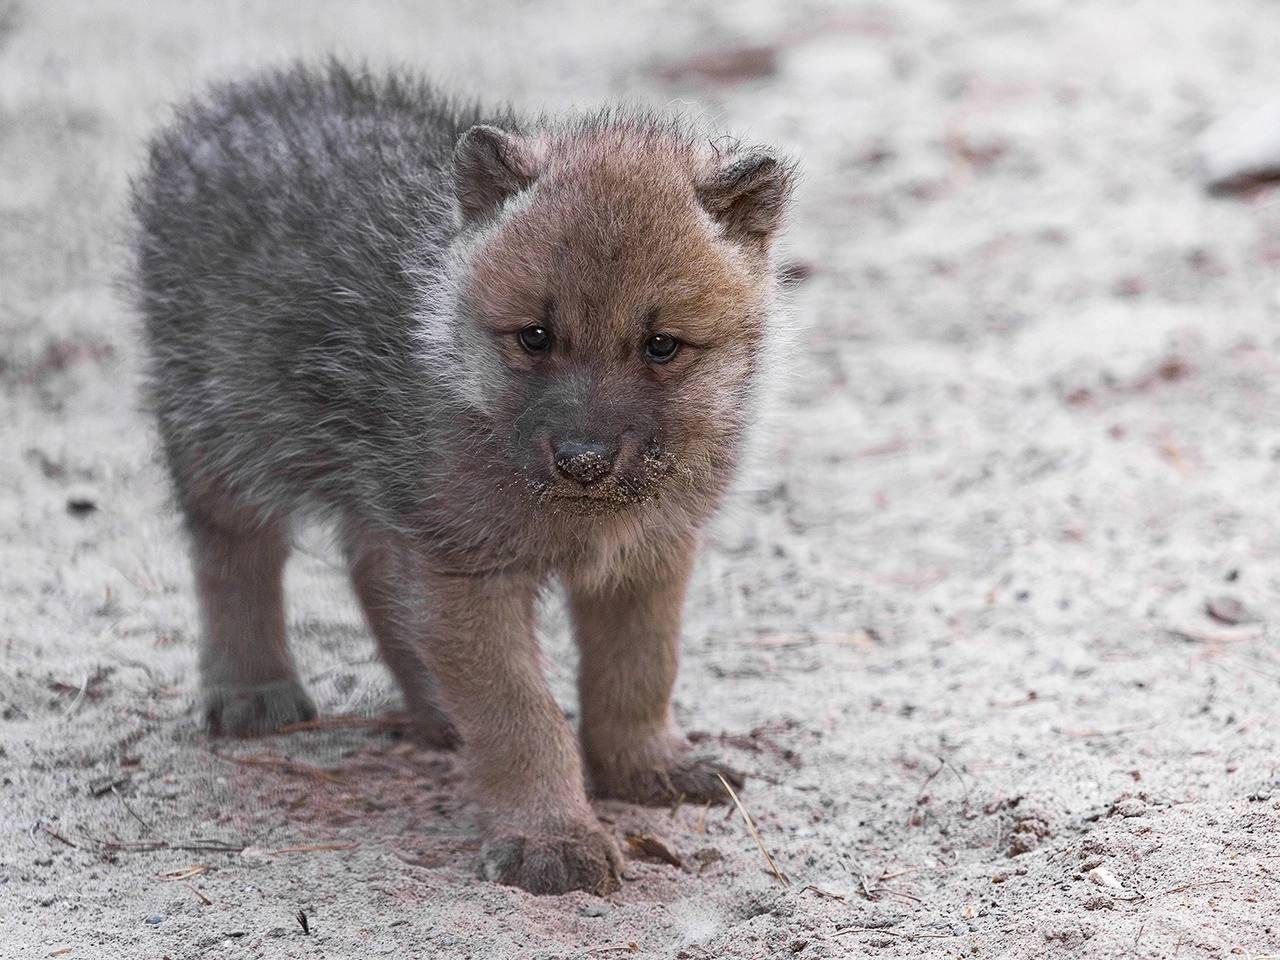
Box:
xmin=480 ymin=822 xmax=622 ymax=896
xmin=204 ymin=680 xmax=317 ymax=737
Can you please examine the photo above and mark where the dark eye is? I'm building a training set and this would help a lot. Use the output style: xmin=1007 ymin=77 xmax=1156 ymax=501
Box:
xmin=519 ymin=325 xmax=552 ymax=354
xmin=644 ymin=333 xmax=680 ymax=364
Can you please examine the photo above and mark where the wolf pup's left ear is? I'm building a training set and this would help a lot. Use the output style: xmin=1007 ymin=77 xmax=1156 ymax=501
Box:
xmin=698 ymin=150 xmax=795 ymax=253
xmin=452 ymin=125 xmax=538 ymax=225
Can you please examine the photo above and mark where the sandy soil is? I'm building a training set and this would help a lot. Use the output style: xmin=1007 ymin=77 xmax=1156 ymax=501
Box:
xmin=4 ymin=1 xmax=1280 ymax=957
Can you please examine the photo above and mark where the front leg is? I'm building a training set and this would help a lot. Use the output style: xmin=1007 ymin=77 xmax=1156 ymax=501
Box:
xmin=570 ymin=535 xmax=742 ymax=806
xmin=422 ymin=570 xmax=620 ymax=895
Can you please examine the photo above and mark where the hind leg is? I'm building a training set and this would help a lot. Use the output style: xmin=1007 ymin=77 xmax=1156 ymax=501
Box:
xmin=187 ymin=499 xmax=316 ymax=736
xmin=345 ymin=524 xmax=459 ymax=749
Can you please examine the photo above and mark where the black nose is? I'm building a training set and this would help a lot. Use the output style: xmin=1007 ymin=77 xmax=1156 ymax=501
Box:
xmin=553 ymin=440 xmax=615 ymax=485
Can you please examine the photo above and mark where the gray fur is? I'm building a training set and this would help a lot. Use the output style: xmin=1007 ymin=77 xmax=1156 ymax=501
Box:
xmin=133 ymin=61 xmax=513 ymax=547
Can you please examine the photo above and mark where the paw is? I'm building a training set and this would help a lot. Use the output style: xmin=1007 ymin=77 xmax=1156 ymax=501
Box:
xmin=204 ymin=679 xmax=317 ymax=737
xmin=592 ymin=755 xmax=745 ymax=806
xmin=479 ymin=820 xmax=622 ymax=896
xmin=407 ymin=704 xmax=461 ymax=751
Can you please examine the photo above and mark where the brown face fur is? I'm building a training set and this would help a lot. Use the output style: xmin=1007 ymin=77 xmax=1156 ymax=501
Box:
xmin=453 ymin=121 xmax=790 ymax=516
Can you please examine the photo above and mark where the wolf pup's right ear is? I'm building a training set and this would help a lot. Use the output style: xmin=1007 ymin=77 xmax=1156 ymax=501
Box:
xmin=697 ymin=150 xmax=795 ymax=254
xmin=452 ymin=125 xmax=538 ymax=225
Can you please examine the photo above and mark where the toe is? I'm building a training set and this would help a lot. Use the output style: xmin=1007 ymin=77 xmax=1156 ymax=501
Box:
xmin=205 ymin=679 xmax=316 ymax=737
xmin=594 ymin=755 xmax=745 ymax=805
xmin=480 ymin=824 xmax=621 ymax=896
xmin=408 ymin=707 xmax=461 ymax=750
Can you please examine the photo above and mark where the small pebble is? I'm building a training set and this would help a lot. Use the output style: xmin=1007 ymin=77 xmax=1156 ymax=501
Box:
xmin=1087 ymin=867 xmax=1122 ymax=890
xmin=1199 ymin=101 xmax=1280 ymax=193
xmin=1113 ymin=798 xmax=1147 ymax=818
xmin=145 ymin=914 xmax=163 ymax=925
xmin=66 ymin=492 xmax=98 ymax=516
xmin=1205 ymin=595 xmax=1258 ymax=626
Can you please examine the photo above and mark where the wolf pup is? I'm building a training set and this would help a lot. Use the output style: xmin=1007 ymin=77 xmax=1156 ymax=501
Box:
xmin=130 ymin=61 xmax=793 ymax=895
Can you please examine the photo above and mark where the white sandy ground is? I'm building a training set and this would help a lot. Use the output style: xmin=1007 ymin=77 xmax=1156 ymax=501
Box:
xmin=3 ymin=1 xmax=1280 ymax=957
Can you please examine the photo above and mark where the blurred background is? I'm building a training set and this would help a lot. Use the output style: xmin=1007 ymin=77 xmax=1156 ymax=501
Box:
xmin=3 ymin=1 xmax=1280 ymax=957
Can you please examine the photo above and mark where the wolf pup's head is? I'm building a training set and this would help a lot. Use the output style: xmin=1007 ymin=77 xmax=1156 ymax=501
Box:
xmin=421 ymin=113 xmax=793 ymax=517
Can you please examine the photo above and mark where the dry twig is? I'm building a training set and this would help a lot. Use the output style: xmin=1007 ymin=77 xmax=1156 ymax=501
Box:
xmin=277 ymin=714 xmax=407 ymax=734
xmin=100 ymin=838 xmax=244 ymax=854
xmin=111 ymin=785 xmax=152 ymax=833
xmin=717 ymin=773 xmax=789 ymax=887
xmin=271 ymin=842 xmax=356 ymax=855
xmin=215 ymin=752 xmax=347 ymax=784
xmin=41 ymin=825 xmax=78 ymax=849
xmin=62 ymin=671 xmax=91 ymax=718
xmin=800 ymin=884 xmax=846 ymax=900
xmin=835 ymin=925 xmax=950 ymax=940
xmin=156 ymin=864 xmax=209 ymax=881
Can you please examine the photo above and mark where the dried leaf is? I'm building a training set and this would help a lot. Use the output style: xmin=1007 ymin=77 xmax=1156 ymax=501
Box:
xmin=624 ymin=833 xmax=682 ymax=868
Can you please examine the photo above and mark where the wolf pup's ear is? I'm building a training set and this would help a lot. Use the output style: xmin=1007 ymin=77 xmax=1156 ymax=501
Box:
xmin=698 ymin=151 xmax=794 ymax=252
xmin=452 ymin=125 xmax=538 ymax=225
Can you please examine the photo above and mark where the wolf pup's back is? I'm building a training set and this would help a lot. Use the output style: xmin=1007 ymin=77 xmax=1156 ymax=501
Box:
xmin=132 ymin=62 xmax=507 ymax=523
